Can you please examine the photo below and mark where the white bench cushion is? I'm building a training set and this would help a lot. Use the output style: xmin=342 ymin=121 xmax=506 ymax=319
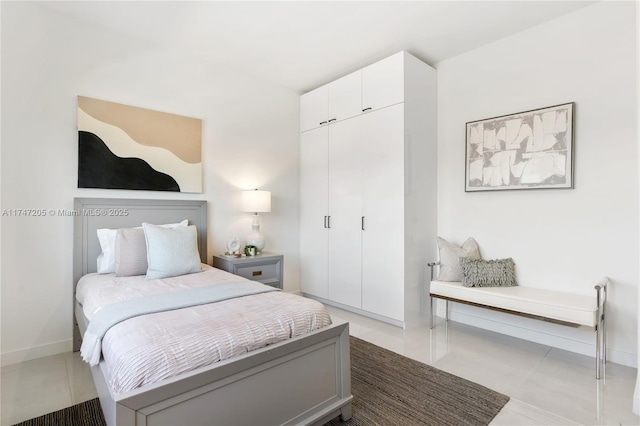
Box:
xmin=430 ymin=281 xmax=597 ymax=327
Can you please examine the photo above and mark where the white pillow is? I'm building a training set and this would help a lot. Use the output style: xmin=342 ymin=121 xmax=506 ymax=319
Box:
xmin=436 ymin=237 xmax=481 ymax=282
xmin=143 ymin=223 xmax=202 ymax=280
xmin=96 ymin=228 xmax=118 ymax=274
xmin=96 ymin=220 xmax=188 ymax=274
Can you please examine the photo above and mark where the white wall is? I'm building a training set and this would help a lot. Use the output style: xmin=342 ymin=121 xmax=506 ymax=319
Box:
xmin=635 ymin=0 xmax=640 ymax=414
xmin=0 ymin=2 xmax=301 ymax=365
xmin=436 ymin=1 xmax=638 ymax=367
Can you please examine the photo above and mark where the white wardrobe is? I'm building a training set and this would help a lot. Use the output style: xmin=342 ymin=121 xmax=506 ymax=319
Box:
xmin=300 ymin=51 xmax=437 ymax=327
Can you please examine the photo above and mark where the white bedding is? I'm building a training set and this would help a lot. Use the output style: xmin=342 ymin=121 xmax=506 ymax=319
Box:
xmin=76 ymin=265 xmax=332 ymax=395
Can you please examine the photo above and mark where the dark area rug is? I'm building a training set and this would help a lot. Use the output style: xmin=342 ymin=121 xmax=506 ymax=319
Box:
xmin=324 ymin=336 xmax=509 ymax=426
xmin=12 ymin=398 xmax=105 ymax=426
xmin=12 ymin=336 xmax=509 ymax=426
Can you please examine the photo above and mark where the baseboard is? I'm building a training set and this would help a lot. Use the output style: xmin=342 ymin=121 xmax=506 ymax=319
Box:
xmin=436 ymin=301 xmax=636 ymax=368
xmin=1 ymin=339 xmax=72 ymax=367
xmin=303 ymin=294 xmax=405 ymax=328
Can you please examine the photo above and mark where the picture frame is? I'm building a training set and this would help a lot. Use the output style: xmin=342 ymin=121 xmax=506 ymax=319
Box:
xmin=465 ymin=102 xmax=574 ymax=192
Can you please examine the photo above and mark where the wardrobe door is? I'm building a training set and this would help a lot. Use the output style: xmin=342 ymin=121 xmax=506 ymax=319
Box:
xmin=300 ymin=127 xmax=329 ymax=298
xmin=328 ymin=70 xmax=362 ymax=123
xmin=327 ymin=118 xmax=363 ymax=309
xmin=361 ymin=52 xmax=404 ymax=113
xmin=361 ymin=104 xmax=405 ymax=321
xmin=300 ymin=85 xmax=328 ymax=132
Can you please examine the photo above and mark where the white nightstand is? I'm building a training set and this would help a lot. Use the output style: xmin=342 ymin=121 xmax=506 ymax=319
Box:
xmin=211 ymin=252 xmax=283 ymax=289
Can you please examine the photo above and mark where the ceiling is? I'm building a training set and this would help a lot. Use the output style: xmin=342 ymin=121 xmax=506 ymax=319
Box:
xmin=37 ymin=1 xmax=597 ymax=93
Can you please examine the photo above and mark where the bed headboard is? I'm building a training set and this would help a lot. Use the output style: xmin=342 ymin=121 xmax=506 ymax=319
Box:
xmin=73 ymin=198 xmax=208 ymax=288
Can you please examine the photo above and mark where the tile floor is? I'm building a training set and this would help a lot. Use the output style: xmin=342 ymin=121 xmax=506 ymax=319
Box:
xmin=1 ymin=306 xmax=638 ymax=425
xmin=1 ymin=350 xmax=97 ymax=425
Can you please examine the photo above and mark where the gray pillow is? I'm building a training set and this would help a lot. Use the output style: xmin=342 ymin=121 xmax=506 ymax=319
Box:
xmin=143 ymin=223 xmax=202 ymax=280
xmin=436 ymin=237 xmax=481 ymax=281
xmin=460 ymin=257 xmax=517 ymax=287
xmin=114 ymin=227 xmax=148 ymax=277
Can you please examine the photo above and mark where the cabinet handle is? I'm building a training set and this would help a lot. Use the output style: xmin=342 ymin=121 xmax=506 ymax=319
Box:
xmin=323 ymin=215 xmax=327 ymax=228
xmin=327 ymin=216 xmax=331 ymax=228
xmin=252 ymin=270 xmax=262 ymax=277
xmin=361 ymin=216 xmax=365 ymax=230
xmin=328 ymin=118 xmax=337 ymax=123
xmin=319 ymin=121 xmax=328 ymax=125
xmin=362 ymin=107 xmax=372 ymax=112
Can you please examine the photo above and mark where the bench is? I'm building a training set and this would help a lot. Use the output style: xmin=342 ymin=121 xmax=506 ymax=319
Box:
xmin=427 ymin=262 xmax=609 ymax=379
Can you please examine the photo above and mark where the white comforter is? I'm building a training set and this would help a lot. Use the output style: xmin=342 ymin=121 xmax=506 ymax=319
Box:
xmin=76 ymin=265 xmax=332 ymax=395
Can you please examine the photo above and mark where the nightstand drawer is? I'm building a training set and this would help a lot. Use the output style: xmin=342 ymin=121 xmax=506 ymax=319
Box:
xmin=212 ymin=252 xmax=283 ymax=289
xmin=234 ymin=263 xmax=278 ymax=282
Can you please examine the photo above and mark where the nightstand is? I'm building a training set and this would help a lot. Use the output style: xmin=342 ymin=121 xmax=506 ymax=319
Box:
xmin=212 ymin=252 xmax=283 ymax=289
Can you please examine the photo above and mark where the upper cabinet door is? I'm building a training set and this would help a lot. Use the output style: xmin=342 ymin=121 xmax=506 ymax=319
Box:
xmin=362 ymin=52 xmax=404 ymax=112
xmin=328 ymin=70 xmax=362 ymax=123
xmin=300 ymin=85 xmax=329 ymax=132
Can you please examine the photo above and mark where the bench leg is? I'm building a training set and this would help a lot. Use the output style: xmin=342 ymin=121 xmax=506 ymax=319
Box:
xmin=430 ymin=296 xmax=434 ymax=329
xmin=445 ymin=300 xmax=450 ymax=322
xmin=596 ymin=325 xmax=601 ymax=380
xmin=603 ymin=311 xmax=607 ymax=367
xmin=595 ymin=279 xmax=608 ymax=380
xmin=596 ymin=311 xmax=606 ymax=380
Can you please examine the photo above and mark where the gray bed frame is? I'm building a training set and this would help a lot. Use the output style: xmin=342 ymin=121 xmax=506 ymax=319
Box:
xmin=73 ymin=198 xmax=352 ymax=426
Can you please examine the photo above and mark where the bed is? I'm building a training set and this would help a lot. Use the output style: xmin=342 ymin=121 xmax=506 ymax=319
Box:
xmin=73 ymin=198 xmax=352 ymax=426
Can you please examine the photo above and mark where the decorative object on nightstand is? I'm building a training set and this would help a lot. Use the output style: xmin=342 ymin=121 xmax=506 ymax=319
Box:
xmin=242 ymin=189 xmax=271 ymax=253
xmin=224 ymin=236 xmax=242 ymax=257
xmin=212 ymin=252 xmax=283 ymax=289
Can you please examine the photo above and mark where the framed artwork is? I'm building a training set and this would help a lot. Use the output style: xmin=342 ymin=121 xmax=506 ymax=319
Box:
xmin=77 ymin=96 xmax=202 ymax=193
xmin=465 ymin=102 xmax=574 ymax=192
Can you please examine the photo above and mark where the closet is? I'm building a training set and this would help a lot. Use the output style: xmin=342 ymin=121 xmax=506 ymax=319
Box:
xmin=299 ymin=51 xmax=437 ymax=327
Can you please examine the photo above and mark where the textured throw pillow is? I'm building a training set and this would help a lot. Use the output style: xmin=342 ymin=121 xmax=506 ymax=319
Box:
xmin=436 ymin=237 xmax=481 ymax=281
xmin=114 ymin=228 xmax=148 ymax=277
xmin=96 ymin=220 xmax=188 ymax=274
xmin=143 ymin=223 xmax=202 ymax=280
xmin=460 ymin=257 xmax=517 ymax=288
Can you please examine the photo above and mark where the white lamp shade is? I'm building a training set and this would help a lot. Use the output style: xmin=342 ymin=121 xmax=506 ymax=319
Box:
xmin=242 ymin=190 xmax=271 ymax=213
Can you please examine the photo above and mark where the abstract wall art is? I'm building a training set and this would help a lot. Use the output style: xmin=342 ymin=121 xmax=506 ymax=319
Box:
xmin=465 ymin=103 xmax=574 ymax=192
xmin=77 ymin=96 xmax=202 ymax=193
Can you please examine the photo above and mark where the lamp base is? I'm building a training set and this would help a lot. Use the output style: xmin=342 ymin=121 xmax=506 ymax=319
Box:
xmin=246 ymin=214 xmax=265 ymax=253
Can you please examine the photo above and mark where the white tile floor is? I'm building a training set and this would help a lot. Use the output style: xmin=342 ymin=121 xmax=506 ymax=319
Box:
xmin=1 ymin=350 xmax=98 ymax=425
xmin=328 ymin=306 xmax=639 ymax=426
xmin=1 ymin=306 xmax=638 ymax=425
